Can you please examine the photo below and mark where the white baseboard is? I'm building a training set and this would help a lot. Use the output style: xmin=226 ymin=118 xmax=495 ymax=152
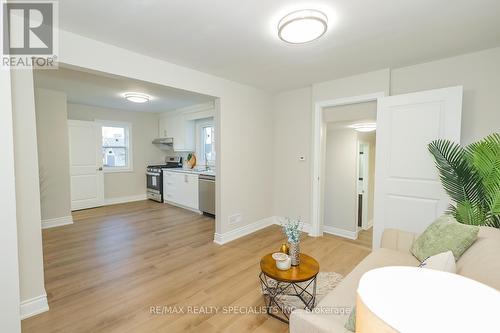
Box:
xmin=213 ymin=216 xmax=314 ymax=245
xmin=164 ymin=200 xmax=202 ymax=214
xmin=362 ymin=219 xmax=373 ymax=230
xmin=323 ymin=225 xmax=358 ymax=240
xmin=104 ymin=194 xmax=147 ymax=206
xmin=42 ymin=215 xmax=73 ymax=229
xmin=214 ymin=216 xmax=276 ymax=245
xmin=20 ymin=292 xmax=49 ymax=320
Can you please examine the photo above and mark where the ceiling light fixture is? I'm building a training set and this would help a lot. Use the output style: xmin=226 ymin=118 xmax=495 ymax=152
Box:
xmin=124 ymin=92 xmax=151 ymax=103
xmin=278 ymin=9 xmax=328 ymax=44
xmin=350 ymin=123 xmax=377 ymax=132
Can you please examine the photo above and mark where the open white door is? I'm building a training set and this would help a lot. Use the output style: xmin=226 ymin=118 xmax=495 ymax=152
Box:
xmin=68 ymin=120 xmax=104 ymax=210
xmin=373 ymin=86 xmax=462 ymax=248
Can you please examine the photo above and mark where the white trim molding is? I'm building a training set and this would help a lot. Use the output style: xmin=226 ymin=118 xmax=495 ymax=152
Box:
xmin=363 ymin=220 xmax=374 ymax=231
xmin=323 ymin=225 xmax=358 ymax=240
xmin=20 ymin=292 xmax=49 ymax=319
xmin=164 ymin=200 xmax=202 ymax=214
xmin=104 ymin=194 xmax=147 ymax=206
xmin=311 ymin=92 xmax=385 ymax=238
xmin=214 ymin=216 xmax=276 ymax=245
xmin=42 ymin=216 xmax=73 ymax=229
xmin=214 ymin=216 xmax=312 ymax=245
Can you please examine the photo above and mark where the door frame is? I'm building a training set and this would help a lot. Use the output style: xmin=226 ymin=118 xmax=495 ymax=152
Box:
xmin=357 ymin=141 xmax=371 ymax=230
xmin=310 ymin=92 xmax=385 ymax=237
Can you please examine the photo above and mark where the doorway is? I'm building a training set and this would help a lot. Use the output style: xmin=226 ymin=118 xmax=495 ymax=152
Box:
xmin=322 ymin=101 xmax=377 ymax=244
xmin=310 ymin=92 xmax=384 ymax=239
xmin=311 ymin=87 xmax=463 ymax=248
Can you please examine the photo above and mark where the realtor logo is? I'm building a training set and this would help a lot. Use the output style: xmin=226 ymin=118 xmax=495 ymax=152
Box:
xmin=2 ymin=1 xmax=58 ymax=68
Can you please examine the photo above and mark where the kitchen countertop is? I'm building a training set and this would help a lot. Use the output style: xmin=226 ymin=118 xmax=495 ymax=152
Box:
xmin=162 ymin=168 xmax=216 ymax=177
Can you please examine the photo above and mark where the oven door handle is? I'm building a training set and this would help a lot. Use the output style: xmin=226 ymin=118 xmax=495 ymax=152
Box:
xmin=146 ymin=172 xmax=161 ymax=176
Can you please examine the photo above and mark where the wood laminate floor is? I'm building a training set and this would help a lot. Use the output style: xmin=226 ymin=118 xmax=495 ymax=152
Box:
xmin=22 ymin=200 xmax=371 ymax=333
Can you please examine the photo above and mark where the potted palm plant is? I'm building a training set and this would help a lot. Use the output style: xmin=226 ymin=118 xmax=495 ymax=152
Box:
xmin=428 ymin=133 xmax=500 ymax=227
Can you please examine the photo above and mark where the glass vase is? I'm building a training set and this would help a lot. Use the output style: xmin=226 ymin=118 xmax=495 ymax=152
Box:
xmin=289 ymin=242 xmax=300 ymax=266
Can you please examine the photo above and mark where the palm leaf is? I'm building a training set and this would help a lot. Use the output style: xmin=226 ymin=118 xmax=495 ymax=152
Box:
xmin=465 ymin=132 xmax=500 ymax=219
xmin=428 ymin=139 xmax=480 ymax=205
xmin=455 ymin=201 xmax=486 ymax=226
xmin=466 ymin=133 xmax=500 ymax=188
xmin=491 ymin=215 xmax=500 ymax=228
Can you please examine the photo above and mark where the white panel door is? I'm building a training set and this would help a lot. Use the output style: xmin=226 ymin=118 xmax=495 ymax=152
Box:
xmin=373 ymin=86 xmax=462 ymax=248
xmin=68 ymin=120 xmax=104 ymax=210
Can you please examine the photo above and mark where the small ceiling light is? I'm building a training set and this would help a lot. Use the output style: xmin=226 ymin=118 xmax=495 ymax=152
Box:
xmin=350 ymin=123 xmax=377 ymax=132
xmin=124 ymin=92 xmax=151 ymax=103
xmin=278 ymin=9 xmax=328 ymax=44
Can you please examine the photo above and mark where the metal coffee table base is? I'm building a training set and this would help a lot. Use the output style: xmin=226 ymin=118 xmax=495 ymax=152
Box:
xmin=259 ymin=272 xmax=317 ymax=323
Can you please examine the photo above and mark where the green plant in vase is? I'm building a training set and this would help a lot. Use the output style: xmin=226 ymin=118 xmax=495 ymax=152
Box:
xmin=281 ymin=217 xmax=303 ymax=266
xmin=428 ymin=132 xmax=500 ymax=227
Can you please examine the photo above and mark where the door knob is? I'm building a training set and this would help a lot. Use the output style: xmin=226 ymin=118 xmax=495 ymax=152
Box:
xmin=98 ymin=167 xmax=103 ymax=171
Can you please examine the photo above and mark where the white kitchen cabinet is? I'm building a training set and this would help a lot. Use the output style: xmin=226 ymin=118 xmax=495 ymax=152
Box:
xmin=163 ymin=170 xmax=199 ymax=211
xmin=158 ymin=115 xmax=195 ymax=152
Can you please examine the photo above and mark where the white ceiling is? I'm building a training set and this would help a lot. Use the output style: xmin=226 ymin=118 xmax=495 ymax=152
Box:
xmin=34 ymin=67 xmax=214 ymax=112
xmin=58 ymin=1 xmax=500 ymax=92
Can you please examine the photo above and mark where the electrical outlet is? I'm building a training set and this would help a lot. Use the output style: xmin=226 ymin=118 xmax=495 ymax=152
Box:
xmin=229 ymin=213 xmax=243 ymax=224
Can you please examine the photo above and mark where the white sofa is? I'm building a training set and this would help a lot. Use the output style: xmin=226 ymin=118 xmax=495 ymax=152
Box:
xmin=290 ymin=227 xmax=500 ymax=333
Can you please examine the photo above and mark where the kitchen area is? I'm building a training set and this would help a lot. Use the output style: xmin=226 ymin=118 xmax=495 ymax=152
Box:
xmin=146 ymin=102 xmax=217 ymax=217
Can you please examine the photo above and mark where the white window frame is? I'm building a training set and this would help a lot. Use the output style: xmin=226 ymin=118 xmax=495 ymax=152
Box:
xmin=195 ymin=118 xmax=215 ymax=167
xmin=97 ymin=120 xmax=133 ymax=173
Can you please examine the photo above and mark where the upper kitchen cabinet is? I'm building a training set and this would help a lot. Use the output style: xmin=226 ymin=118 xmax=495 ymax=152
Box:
xmin=158 ymin=114 xmax=195 ymax=151
xmin=158 ymin=102 xmax=215 ymax=152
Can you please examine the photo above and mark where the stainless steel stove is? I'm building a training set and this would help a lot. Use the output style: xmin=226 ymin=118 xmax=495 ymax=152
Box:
xmin=146 ymin=156 xmax=182 ymax=202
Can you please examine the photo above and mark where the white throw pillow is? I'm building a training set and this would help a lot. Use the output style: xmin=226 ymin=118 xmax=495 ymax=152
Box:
xmin=419 ymin=250 xmax=456 ymax=273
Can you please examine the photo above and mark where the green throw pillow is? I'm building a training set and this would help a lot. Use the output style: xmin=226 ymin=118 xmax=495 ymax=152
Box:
xmin=410 ymin=215 xmax=479 ymax=261
xmin=344 ymin=306 xmax=356 ymax=332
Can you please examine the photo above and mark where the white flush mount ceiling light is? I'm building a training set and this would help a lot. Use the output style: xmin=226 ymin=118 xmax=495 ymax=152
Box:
xmin=123 ymin=92 xmax=151 ymax=103
xmin=350 ymin=123 xmax=377 ymax=132
xmin=278 ymin=9 xmax=328 ymax=44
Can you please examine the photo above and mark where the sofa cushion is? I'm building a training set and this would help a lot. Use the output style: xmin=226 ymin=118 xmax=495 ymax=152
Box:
xmin=410 ymin=215 xmax=479 ymax=261
xmin=457 ymin=227 xmax=500 ymax=290
xmin=419 ymin=251 xmax=456 ymax=273
xmin=314 ymin=248 xmax=420 ymax=326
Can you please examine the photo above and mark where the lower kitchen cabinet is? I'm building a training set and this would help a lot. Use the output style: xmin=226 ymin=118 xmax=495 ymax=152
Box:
xmin=163 ymin=171 xmax=199 ymax=211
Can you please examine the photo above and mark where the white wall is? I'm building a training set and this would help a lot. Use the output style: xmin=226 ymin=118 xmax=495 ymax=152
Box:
xmin=391 ymin=47 xmax=500 ymax=145
xmin=67 ymin=103 xmax=168 ymax=200
xmin=11 ymin=70 xmax=47 ymax=305
xmin=272 ymin=87 xmax=312 ymax=221
xmin=312 ymin=69 xmax=391 ymax=103
xmin=323 ymin=129 xmax=358 ymax=233
xmin=35 ymin=89 xmax=72 ymax=221
xmin=0 ymin=68 xmax=22 ymax=332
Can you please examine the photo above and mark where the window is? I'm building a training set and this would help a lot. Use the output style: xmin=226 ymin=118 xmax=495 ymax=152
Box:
xmin=100 ymin=121 xmax=132 ymax=172
xmin=197 ymin=121 xmax=216 ymax=166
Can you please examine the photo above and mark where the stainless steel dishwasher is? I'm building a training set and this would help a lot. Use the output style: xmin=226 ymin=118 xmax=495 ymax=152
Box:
xmin=198 ymin=174 xmax=215 ymax=216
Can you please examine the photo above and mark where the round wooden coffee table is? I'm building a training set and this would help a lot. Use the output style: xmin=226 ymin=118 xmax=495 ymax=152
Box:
xmin=259 ymin=253 xmax=319 ymax=323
